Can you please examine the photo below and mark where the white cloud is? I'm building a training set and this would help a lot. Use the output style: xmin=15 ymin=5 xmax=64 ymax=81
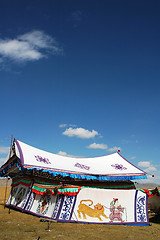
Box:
xmin=71 ymin=11 xmax=82 ymax=22
xmin=87 ymin=143 xmax=108 ymax=150
xmin=136 ymin=171 xmax=160 ymax=184
xmin=130 ymin=156 xmax=136 ymax=160
xmin=0 ymin=39 xmax=42 ymax=61
xmin=57 ymin=151 xmax=69 ymax=156
xmin=0 ymin=146 xmax=9 ymax=154
xmin=0 ymin=158 xmax=6 ymax=166
xmin=62 ymin=127 xmax=99 ymax=139
xmin=145 ymin=166 xmax=157 ymax=172
xmin=57 ymin=151 xmax=80 ymax=158
xmin=59 ymin=124 xmax=77 ymax=128
xmin=108 ymin=146 xmax=121 ymax=152
xmin=138 ymin=161 xmax=157 ymax=173
xmin=0 ymin=30 xmax=62 ymax=63
xmin=19 ymin=31 xmax=54 ymax=49
xmin=122 ymin=134 xmax=138 ymax=145
xmin=59 ymin=124 xmax=68 ymax=128
xmin=138 ymin=161 xmax=151 ymax=168
xmin=71 ymin=11 xmax=83 ymax=28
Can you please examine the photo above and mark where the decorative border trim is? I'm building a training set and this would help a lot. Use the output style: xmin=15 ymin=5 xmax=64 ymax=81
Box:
xmin=117 ymin=152 xmax=146 ymax=174
xmin=15 ymin=138 xmax=24 ymax=165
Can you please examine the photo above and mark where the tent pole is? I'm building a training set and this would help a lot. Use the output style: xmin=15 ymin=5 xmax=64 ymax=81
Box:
xmin=3 ymin=135 xmax=13 ymax=209
xmin=3 ymin=176 xmax=9 ymax=209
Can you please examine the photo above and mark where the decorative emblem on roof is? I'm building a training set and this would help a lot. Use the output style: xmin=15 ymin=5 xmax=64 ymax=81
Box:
xmin=111 ymin=164 xmax=127 ymax=170
xmin=75 ymin=162 xmax=90 ymax=171
xmin=35 ymin=155 xmax=51 ymax=164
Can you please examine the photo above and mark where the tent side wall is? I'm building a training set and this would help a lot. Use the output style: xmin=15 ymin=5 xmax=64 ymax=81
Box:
xmin=5 ymin=177 xmax=149 ymax=226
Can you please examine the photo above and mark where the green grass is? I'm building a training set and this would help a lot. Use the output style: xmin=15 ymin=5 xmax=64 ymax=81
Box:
xmin=0 ymin=186 xmax=160 ymax=240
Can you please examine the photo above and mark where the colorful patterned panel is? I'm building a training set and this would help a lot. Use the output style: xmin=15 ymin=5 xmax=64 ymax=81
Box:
xmin=58 ymin=195 xmax=77 ymax=221
xmin=135 ymin=190 xmax=148 ymax=223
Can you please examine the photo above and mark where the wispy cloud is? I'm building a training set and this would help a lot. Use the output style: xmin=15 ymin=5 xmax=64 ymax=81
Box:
xmin=59 ymin=124 xmax=77 ymax=128
xmin=62 ymin=127 xmax=99 ymax=139
xmin=138 ymin=161 xmax=157 ymax=173
xmin=71 ymin=10 xmax=83 ymax=28
xmin=145 ymin=166 xmax=157 ymax=172
xmin=138 ymin=161 xmax=151 ymax=168
xmin=107 ymin=146 xmax=121 ymax=152
xmin=130 ymin=156 xmax=136 ymax=160
xmin=0 ymin=146 xmax=9 ymax=154
xmin=87 ymin=143 xmax=108 ymax=150
xmin=0 ymin=30 xmax=63 ymax=63
xmin=86 ymin=143 xmax=121 ymax=152
xmin=71 ymin=10 xmax=82 ymax=22
xmin=57 ymin=151 xmax=81 ymax=158
xmin=122 ymin=134 xmax=139 ymax=145
xmin=0 ymin=157 xmax=6 ymax=166
xmin=59 ymin=124 xmax=68 ymax=128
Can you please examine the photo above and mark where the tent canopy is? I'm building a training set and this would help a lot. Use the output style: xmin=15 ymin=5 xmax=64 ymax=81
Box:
xmin=0 ymin=138 xmax=147 ymax=181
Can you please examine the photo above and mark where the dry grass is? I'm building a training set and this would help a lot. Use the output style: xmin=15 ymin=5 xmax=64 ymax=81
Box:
xmin=0 ymin=185 xmax=160 ymax=240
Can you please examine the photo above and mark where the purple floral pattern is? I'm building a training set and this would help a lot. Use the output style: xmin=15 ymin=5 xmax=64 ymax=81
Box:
xmin=35 ymin=155 xmax=51 ymax=164
xmin=111 ymin=164 xmax=127 ymax=170
xmin=75 ymin=162 xmax=90 ymax=171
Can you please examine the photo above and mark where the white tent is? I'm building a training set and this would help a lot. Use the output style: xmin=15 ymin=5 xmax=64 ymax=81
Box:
xmin=0 ymin=139 xmax=149 ymax=225
xmin=0 ymin=138 xmax=147 ymax=181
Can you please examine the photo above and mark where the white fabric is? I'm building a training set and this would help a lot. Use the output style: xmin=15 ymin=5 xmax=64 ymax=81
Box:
xmin=29 ymin=193 xmax=56 ymax=218
xmin=72 ymin=188 xmax=143 ymax=223
xmin=6 ymin=185 xmax=149 ymax=225
xmin=14 ymin=139 xmax=145 ymax=176
xmin=7 ymin=184 xmax=29 ymax=208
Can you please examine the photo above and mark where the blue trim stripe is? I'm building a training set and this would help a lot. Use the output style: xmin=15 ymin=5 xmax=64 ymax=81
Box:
xmin=135 ymin=190 xmax=138 ymax=222
xmin=0 ymin=160 xmax=147 ymax=181
xmin=57 ymin=219 xmax=150 ymax=226
xmin=0 ymin=158 xmax=147 ymax=181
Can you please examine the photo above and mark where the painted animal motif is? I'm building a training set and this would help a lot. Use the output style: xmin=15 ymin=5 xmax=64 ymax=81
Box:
xmin=77 ymin=199 xmax=108 ymax=221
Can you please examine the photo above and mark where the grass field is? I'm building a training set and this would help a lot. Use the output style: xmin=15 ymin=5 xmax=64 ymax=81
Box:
xmin=0 ymin=186 xmax=160 ymax=240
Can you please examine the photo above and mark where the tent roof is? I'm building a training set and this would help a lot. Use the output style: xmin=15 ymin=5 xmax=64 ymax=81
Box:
xmin=0 ymin=138 xmax=147 ymax=181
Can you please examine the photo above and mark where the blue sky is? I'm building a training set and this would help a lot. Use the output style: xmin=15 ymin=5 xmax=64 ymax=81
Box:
xmin=0 ymin=0 xmax=160 ymax=184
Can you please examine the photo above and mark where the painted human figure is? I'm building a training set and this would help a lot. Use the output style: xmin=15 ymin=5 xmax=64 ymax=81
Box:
xmin=109 ymin=198 xmax=124 ymax=222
